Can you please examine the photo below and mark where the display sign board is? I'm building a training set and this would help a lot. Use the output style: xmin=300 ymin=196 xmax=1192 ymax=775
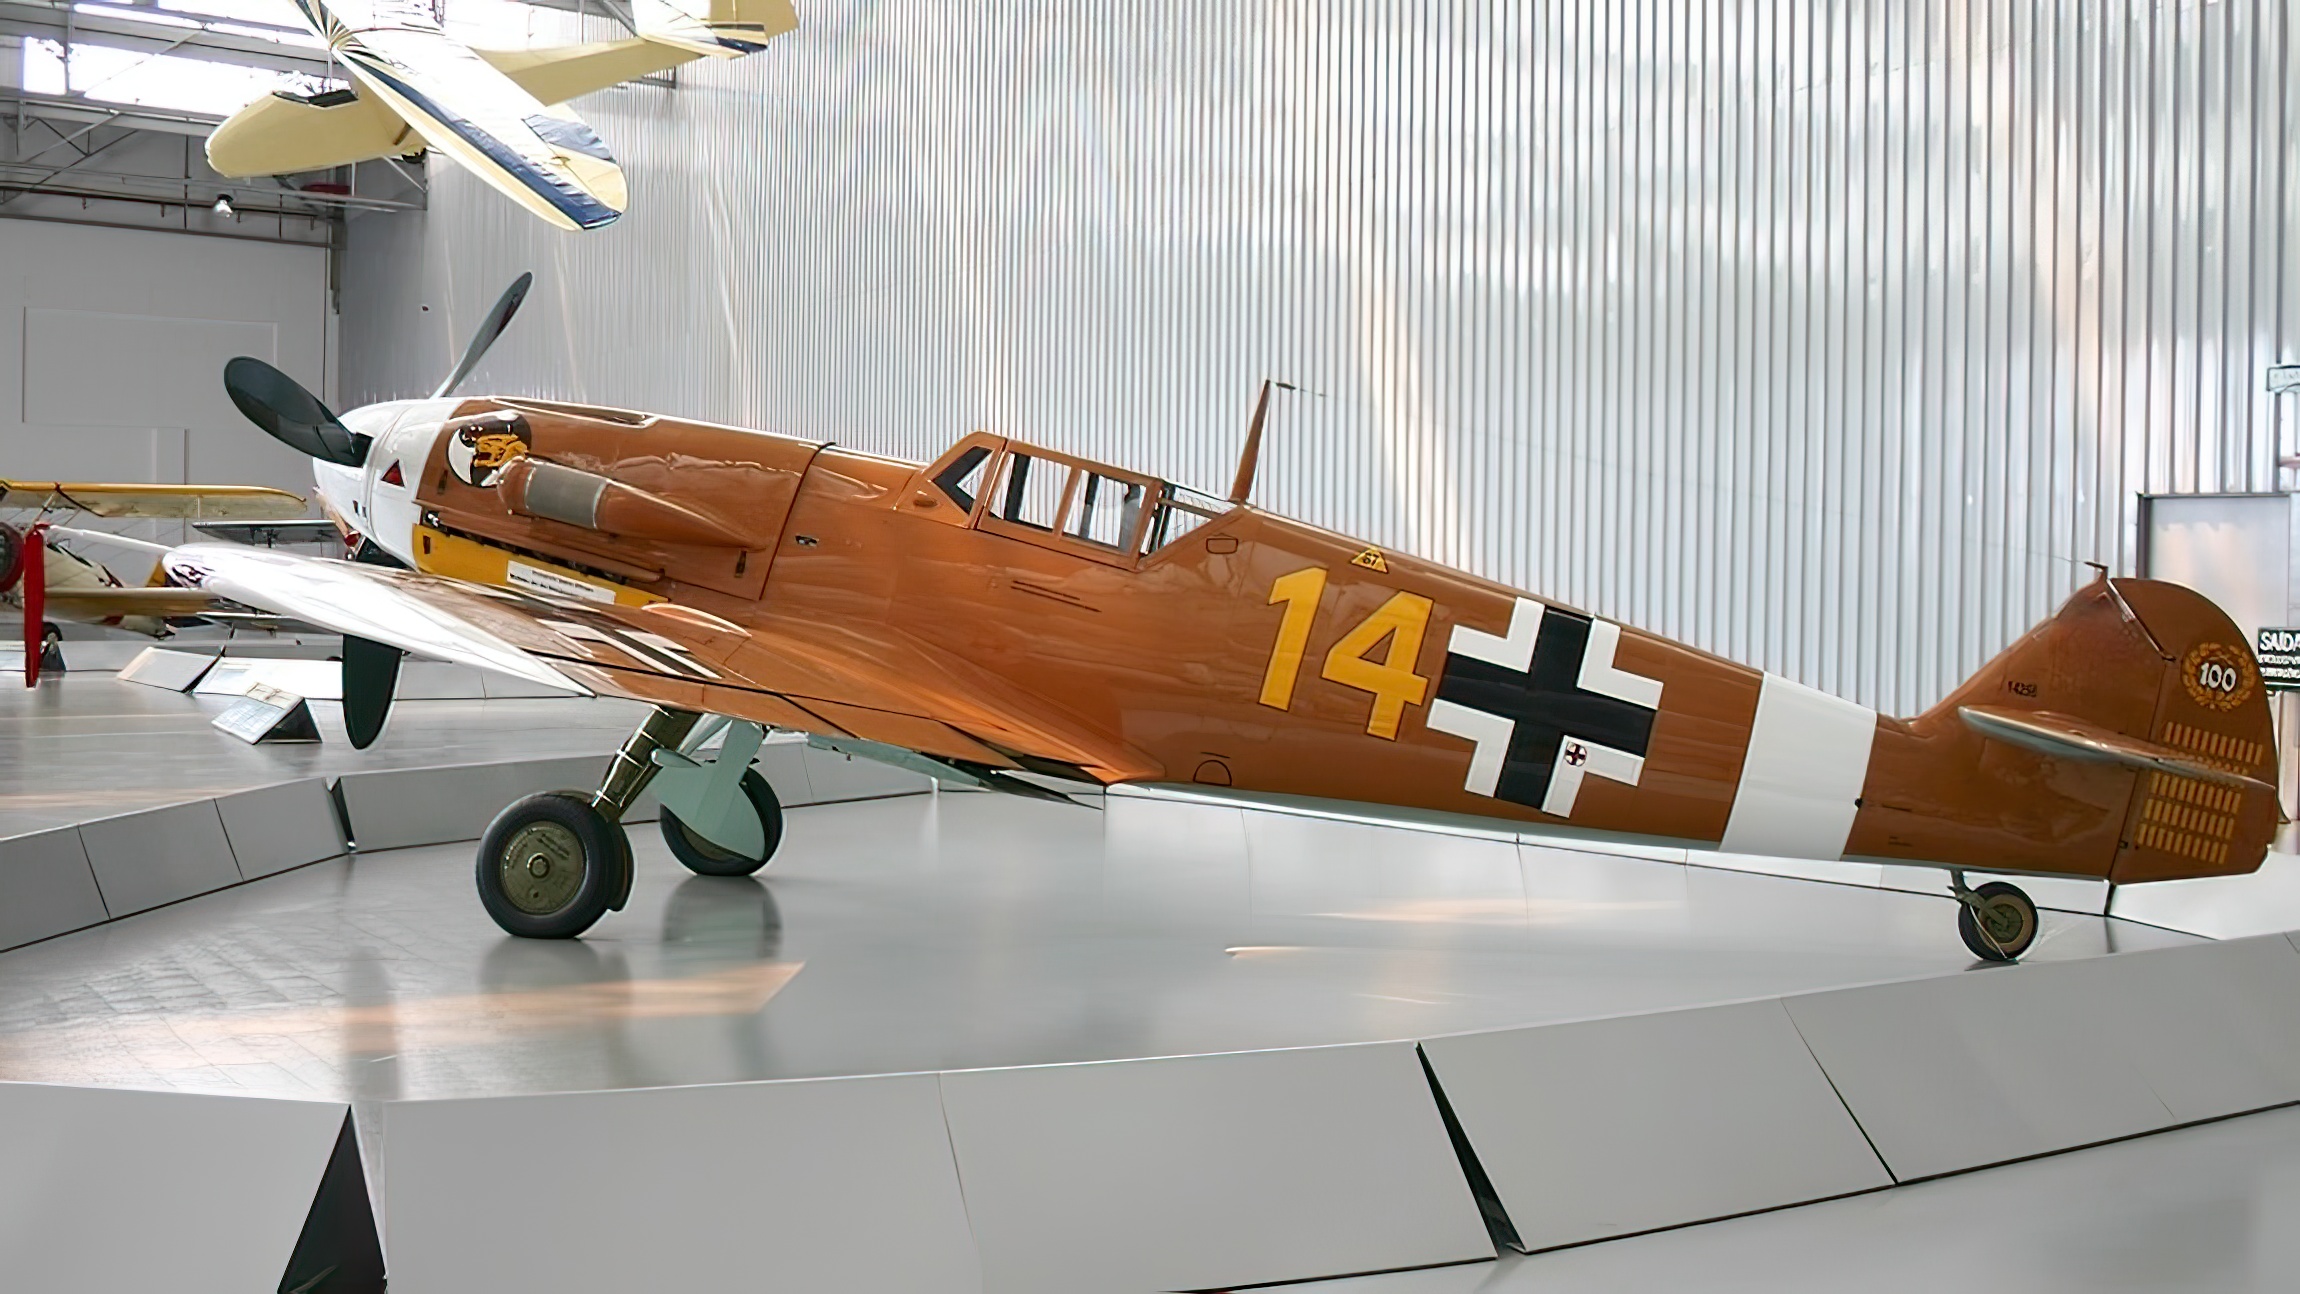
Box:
xmin=212 ymin=683 xmax=320 ymax=744
xmin=2256 ymin=629 xmax=2300 ymax=692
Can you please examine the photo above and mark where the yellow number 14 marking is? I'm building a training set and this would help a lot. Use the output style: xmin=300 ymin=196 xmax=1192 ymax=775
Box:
xmin=1258 ymin=565 xmax=1434 ymax=740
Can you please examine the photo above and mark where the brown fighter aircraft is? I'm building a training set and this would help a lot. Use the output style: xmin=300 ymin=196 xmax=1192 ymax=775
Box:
xmin=31 ymin=280 xmax=2272 ymax=960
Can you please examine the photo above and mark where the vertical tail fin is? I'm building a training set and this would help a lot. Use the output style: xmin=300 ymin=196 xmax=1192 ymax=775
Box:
xmin=1896 ymin=577 xmax=2279 ymax=883
xmin=2098 ymin=579 xmax=2280 ymax=881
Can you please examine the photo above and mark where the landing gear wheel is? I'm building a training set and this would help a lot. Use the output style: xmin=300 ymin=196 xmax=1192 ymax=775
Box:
xmin=660 ymin=768 xmax=783 ymax=877
xmin=1957 ymin=881 xmax=2038 ymax=962
xmin=476 ymin=791 xmax=630 ymax=938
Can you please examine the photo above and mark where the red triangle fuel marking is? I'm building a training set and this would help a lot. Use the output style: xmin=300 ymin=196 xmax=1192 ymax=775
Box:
xmin=380 ymin=460 xmax=405 ymax=487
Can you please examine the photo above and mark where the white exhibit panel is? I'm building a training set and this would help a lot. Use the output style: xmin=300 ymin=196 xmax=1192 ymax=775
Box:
xmin=115 ymin=647 xmax=220 ymax=691
xmin=46 ymin=640 xmax=152 ymax=672
xmin=0 ymin=826 xmax=109 ymax=951
xmin=380 ymin=1074 xmax=981 ymax=1294
xmin=335 ymin=755 xmax=613 ymax=850
xmin=2062 ymin=937 xmax=2300 ymax=1125
xmin=213 ymin=779 xmax=347 ymax=879
xmin=75 ymin=800 xmax=243 ymax=917
xmin=937 ymin=1042 xmax=1492 ymax=1294
xmin=1421 ymin=999 xmax=1892 ymax=1251
xmin=0 ymin=1082 xmax=346 ymax=1294
xmin=1782 ymin=963 xmax=2179 ymax=1182
xmin=799 ymin=744 xmax=935 ymax=803
xmin=2111 ymin=853 xmax=2300 ymax=940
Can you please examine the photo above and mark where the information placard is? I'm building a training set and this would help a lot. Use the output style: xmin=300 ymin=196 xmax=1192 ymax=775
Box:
xmin=2255 ymin=628 xmax=2300 ymax=692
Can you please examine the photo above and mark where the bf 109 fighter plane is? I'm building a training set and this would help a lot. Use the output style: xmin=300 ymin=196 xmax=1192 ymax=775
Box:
xmin=56 ymin=283 xmax=2271 ymax=961
xmin=205 ymin=0 xmax=798 ymax=230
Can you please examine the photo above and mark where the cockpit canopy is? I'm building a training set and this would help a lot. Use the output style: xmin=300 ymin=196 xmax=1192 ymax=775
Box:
xmin=917 ymin=434 xmax=1228 ymax=567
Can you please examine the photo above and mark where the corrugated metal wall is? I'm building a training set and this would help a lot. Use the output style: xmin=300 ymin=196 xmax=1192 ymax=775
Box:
xmin=343 ymin=0 xmax=2300 ymax=715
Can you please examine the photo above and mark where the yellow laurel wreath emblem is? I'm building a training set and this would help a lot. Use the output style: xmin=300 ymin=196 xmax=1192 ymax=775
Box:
xmin=2181 ymin=641 xmax=2256 ymax=712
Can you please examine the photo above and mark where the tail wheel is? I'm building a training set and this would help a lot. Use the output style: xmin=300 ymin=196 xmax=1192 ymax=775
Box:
xmin=1957 ymin=881 xmax=2038 ymax=962
xmin=476 ymin=791 xmax=630 ymax=938
xmin=660 ymin=767 xmax=784 ymax=877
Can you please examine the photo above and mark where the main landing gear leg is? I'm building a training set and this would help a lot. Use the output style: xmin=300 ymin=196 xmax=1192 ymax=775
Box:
xmin=1950 ymin=869 xmax=2039 ymax=963
xmin=653 ymin=718 xmax=785 ymax=877
xmin=474 ymin=707 xmax=699 ymax=939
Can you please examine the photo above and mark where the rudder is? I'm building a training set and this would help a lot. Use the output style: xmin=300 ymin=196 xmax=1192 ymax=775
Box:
xmin=2105 ymin=579 xmax=2279 ymax=882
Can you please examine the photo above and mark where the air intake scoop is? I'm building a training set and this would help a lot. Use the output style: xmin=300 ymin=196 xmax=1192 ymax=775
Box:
xmin=497 ymin=456 xmax=756 ymax=550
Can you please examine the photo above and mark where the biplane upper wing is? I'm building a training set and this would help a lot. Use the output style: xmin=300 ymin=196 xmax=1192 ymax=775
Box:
xmin=161 ymin=544 xmax=1156 ymax=781
xmin=0 ymin=481 xmax=307 ymax=521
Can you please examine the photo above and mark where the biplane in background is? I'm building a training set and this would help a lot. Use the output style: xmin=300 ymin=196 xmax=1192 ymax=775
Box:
xmin=30 ymin=279 xmax=2273 ymax=962
xmin=206 ymin=0 xmax=799 ymax=231
xmin=1 ymin=481 xmax=311 ymax=642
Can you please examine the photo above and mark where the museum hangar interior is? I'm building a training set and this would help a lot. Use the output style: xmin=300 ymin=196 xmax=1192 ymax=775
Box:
xmin=5 ymin=1 xmax=2300 ymax=1290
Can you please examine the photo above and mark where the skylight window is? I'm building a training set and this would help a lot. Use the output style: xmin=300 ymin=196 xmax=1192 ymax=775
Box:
xmin=22 ymin=38 xmax=310 ymax=118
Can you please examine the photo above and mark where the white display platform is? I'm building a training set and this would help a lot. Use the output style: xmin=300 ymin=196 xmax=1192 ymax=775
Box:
xmin=0 ymin=827 xmax=108 ymax=950
xmin=1423 ymin=999 xmax=1892 ymax=1250
xmin=116 ymin=645 xmax=219 ymax=691
xmin=382 ymin=1074 xmax=981 ymax=1294
xmin=1792 ymin=935 xmax=2300 ymax=1183
xmin=74 ymin=799 xmax=241 ymax=917
xmin=938 ymin=1042 xmax=1492 ymax=1294
xmin=213 ymin=779 xmax=346 ymax=879
xmin=0 ymin=1082 xmax=345 ymax=1294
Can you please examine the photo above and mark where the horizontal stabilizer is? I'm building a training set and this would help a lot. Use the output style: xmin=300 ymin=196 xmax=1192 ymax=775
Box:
xmin=1959 ymin=705 xmax=2276 ymax=795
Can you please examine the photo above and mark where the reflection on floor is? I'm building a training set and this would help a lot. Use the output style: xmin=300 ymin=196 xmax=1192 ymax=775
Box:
xmin=1283 ymin=1103 xmax=2300 ymax=1294
xmin=0 ymin=674 xmax=646 ymax=836
xmin=0 ymin=789 xmax=2195 ymax=1102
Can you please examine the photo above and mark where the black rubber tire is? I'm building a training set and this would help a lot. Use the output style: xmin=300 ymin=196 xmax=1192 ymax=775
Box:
xmin=1957 ymin=880 xmax=2039 ymax=962
xmin=476 ymin=791 xmax=630 ymax=938
xmin=660 ymin=767 xmax=784 ymax=877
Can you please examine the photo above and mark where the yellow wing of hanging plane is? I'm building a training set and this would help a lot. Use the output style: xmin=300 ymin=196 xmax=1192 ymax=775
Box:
xmin=205 ymin=0 xmax=798 ymax=189
xmin=0 ymin=481 xmax=308 ymax=521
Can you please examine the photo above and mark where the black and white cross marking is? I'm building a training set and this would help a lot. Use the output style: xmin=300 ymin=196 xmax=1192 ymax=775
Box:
xmin=1424 ymin=597 xmax=1663 ymax=817
xmin=543 ymin=619 xmax=721 ymax=680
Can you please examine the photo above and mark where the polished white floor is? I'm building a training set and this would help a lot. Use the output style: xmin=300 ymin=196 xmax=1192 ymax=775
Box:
xmin=1284 ymin=1103 xmax=2300 ymax=1293
xmin=0 ymin=672 xmax=643 ymax=836
xmin=0 ymin=784 xmax=2196 ymax=1101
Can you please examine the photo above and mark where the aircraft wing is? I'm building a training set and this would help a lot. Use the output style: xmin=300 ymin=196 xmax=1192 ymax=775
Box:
xmin=160 ymin=544 xmax=1155 ymax=781
xmin=0 ymin=481 xmax=307 ymax=520
xmin=331 ymin=25 xmax=628 ymax=230
xmin=208 ymin=0 xmax=796 ymax=179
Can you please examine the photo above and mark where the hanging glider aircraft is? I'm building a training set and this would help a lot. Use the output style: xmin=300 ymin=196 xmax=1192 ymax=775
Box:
xmin=205 ymin=0 xmax=799 ymax=230
xmin=33 ymin=280 xmax=2276 ymax=961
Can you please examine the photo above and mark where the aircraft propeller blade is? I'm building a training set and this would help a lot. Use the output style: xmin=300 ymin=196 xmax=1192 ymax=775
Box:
xmin=223 ymin=357 xmax=369 ymax=466
xmin=432 ymin=272 xmax=534 ymax=400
